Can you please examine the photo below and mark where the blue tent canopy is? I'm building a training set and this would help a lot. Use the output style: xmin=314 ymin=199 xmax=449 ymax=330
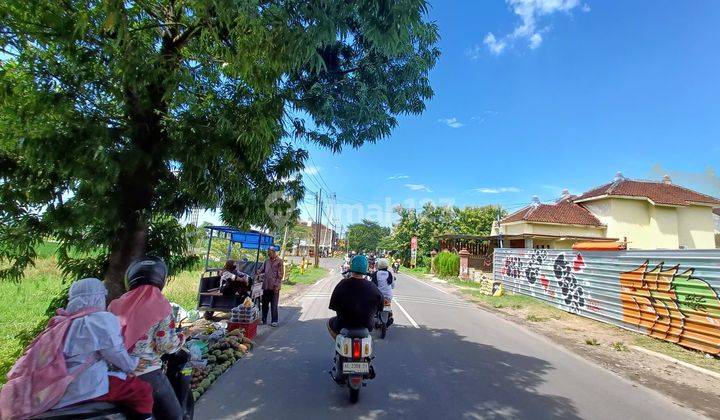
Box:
xmin=206 ymin=226 xmax=275 ymax=250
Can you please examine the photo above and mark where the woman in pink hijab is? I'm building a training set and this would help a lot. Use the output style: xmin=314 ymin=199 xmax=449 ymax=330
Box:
xmin=109 ymin=257 xmax=185 ymax=420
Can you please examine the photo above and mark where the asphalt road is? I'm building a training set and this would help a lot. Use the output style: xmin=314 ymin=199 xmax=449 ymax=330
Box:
xmin=196 ymin=258 xmax=704 ymax=419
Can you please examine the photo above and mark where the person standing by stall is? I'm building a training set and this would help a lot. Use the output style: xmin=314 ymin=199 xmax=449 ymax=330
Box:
xmin=258 ymin=247 xmax=284 ymax=327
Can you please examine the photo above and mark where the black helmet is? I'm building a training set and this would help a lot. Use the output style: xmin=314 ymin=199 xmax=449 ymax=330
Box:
xmin=125 ymin=256 xmax=168 ymax=290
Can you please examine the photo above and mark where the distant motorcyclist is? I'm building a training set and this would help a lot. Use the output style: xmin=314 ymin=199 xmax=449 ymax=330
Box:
xmin=392 ymin=258 xmax=401 ymax=273
xmin=370 ymin=258 xmax=394 ymax=326
xmin=327 ymin=255 xmax=383 ymax=339
xmin=367 ymin=253 xmax=377 ymax=273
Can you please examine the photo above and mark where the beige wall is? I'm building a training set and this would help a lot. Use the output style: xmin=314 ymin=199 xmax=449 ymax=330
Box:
xmin=603 ymin=199 xmax=650 ymax=248
xmin=500 ymin=221 xmax=606 ymax=249
xmin=648 ymin=205 xmax=679 ymax=249
xmin=677 ymin=206 xmax=716 ymax=248
xmin=583 ymin=200 xmax=612 ymax=226
xmin=502 ymin=221 xmax=605 ymax=238
xmin=599 ymin=198 xmax=714 ymax=249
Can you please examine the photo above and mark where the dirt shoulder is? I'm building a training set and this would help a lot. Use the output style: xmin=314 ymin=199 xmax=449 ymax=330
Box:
xmin=410 ymin=273 xmax=720 ymax=419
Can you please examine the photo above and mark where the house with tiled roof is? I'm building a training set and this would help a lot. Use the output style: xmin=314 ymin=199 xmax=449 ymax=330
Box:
xmin=492 ymin=173 xmax=720 ymax=249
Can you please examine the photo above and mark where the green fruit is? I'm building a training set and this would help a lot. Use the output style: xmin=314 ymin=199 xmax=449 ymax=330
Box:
xmin=208 ymin=373 xmax=216 ymax=381
xmin=207 ymin=356 xmax=217 ymax=363
xmin=200 ymin=379 xmax=210 ymax=388
xmin=234 ymin=350 xmax=243 ymax=358
xmin=212 ymin=350 xmax=222 ymax=357
xmin=192 ymin=391 xmax=200 ymax=400
xmin=229 ymin=357 xmax=236 ymax=364
xmin=218 ymin=355 xmax=228 ymax=362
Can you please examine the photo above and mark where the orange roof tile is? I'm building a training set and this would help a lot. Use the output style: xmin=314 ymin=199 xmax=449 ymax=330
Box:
xmin=574 ymin=179 xmax=720 ymax=206
xmin=502 ymin=198 xmax=603 ymax=227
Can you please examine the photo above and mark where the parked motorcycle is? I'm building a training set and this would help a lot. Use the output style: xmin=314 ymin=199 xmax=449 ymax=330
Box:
xmin=375 ymin=299 xmax=393 ymax=339
xmin=330 ymin=328 xmax=375 ymax=403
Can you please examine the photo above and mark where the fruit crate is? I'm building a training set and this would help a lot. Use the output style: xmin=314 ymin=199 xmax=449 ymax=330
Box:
xmin=227 ymin=319 xmax=258 ymax=340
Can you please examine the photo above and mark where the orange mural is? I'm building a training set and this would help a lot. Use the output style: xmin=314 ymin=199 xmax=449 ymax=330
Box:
xmin=620 ymin=261 xmax=720 ymax=354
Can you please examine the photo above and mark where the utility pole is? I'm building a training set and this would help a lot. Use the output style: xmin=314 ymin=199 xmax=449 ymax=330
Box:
xmin=314 ymin=190 xmax=322 ymax=267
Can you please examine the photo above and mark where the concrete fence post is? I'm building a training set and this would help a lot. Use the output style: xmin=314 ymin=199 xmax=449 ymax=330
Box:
xmin=459 ymin=248 xmax=470 ymax=280
xmin=430 ymin=250 xmax=438 ymax=274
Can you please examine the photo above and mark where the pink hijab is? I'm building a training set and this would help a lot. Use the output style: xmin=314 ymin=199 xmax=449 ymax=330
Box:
xmin=108 ymin=285 xmax=172 ymax=350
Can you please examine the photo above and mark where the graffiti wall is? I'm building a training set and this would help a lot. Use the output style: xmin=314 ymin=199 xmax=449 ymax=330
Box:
xmin=494 ymin=248 xmax=720 ymax=355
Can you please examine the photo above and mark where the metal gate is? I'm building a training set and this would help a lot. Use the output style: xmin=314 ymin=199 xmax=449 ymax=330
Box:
xmin=493 ymin=248 xmax=720 ymax=355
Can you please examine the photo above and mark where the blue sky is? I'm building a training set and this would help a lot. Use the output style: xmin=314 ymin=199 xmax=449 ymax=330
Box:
xmin=291 ymin=0 xmax=720 ymax=230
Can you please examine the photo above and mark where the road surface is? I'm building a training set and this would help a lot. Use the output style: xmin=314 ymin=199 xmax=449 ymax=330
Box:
xmin=197 ymin=259 xmax=704 ymax=419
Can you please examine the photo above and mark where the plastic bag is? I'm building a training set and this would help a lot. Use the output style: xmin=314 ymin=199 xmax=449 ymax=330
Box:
xmin=187 ymin=340 xmax=208 ymax=361
xmin=171 ymin=303 xmax=189 ymax=324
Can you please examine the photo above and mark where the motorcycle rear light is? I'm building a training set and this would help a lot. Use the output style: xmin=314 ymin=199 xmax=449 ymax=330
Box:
xmin=352 ymin=339 xmax=361 ymax=359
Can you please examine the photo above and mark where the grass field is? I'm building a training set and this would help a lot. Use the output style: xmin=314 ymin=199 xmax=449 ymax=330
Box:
xmin=281 ymin=265 xmax=328 ymax=297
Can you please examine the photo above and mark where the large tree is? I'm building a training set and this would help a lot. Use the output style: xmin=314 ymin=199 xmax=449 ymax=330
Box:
xmin=347 ymin=219 xmax=390 ymax=253
xmin=0 ymin=1 xmax=438 ymax=297
xmin=386 ymin=204 xmax=506 ymax=264
xmin=454 ymin=205 xmax=506 ymax=236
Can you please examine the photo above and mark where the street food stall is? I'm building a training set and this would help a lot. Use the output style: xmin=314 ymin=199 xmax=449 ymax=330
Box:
xmin=197 ymin=226 xmax=274 ymax=319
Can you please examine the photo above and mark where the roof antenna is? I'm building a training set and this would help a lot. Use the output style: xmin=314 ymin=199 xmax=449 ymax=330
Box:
xmin=614 ymin=171 xmax=624 ymax=182
xmin=532 ymin=195 xmax=541 ymax=206
xmin=662 ymin=174 xmax=672 ymax=185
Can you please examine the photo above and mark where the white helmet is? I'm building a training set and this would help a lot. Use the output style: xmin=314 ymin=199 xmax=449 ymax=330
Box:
xmin=377 ymin=258 xmax=389 ymax=270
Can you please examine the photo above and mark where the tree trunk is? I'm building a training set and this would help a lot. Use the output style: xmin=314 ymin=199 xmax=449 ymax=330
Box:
xmin=105 ymin=220 xmax=149 ymax=300
xmin=101 ymin=23 xmax=190 ymax=300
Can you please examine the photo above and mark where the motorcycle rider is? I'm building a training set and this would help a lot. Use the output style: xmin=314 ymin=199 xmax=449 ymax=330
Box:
xmin=367 ymin=253 xmax=377 ymax=273
xmin=109 ymin=257 xmax=185 ymax=420
xmin=370 ymin=258 xmax=394 ymax=327
xmin=327 ymin=255 xmax=384 ymax=340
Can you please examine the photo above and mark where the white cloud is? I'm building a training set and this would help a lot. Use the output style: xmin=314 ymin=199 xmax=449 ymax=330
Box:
xmin=438 ymin=117 xmax=465 ymax=128
xmin=483 ymin=33 xmax=507 ymax=55
xmin=302 ymin=165 xmax=321 ymax=175
xmin=473 ymin=187 xmax=521 ymax=194
xmin=465 ymin=45 xmax=483 ymax=60
xmin=387 ymin=174 xmax=410 ymax=180
xmin=405 ymin=184 xmax=433 ymax=193
xmin=529 ymin=33 xmax=543 ymax=49
xmin=479 ymin=0 xmax=582 ymax=55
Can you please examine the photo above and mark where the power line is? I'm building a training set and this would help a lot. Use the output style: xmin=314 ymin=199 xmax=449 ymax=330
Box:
xmin=307 ymin=155 xmax=333 ymax=192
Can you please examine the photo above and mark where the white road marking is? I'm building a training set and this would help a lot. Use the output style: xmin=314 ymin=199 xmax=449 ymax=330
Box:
xmin=404 ymin=274 xmax=451 ymax=295
xmin=393 ymin=298 xmax=419 ymax=329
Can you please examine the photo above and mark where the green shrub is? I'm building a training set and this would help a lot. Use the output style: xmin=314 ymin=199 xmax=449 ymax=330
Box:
xmin=435 ymin=251 xmax=460 ymax=278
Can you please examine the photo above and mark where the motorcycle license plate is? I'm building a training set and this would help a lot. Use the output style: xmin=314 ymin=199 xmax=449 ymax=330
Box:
xmin=343 ymin=362 xmax=369 ymax=374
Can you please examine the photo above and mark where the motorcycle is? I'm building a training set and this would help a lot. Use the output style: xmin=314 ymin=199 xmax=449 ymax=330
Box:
xmin=331 ymin=328 xmax=375 ymax=403
xmin=35 ymin=350 xmax=195 ymax=420
xmin=375 ymin=299 xmax=393 ymax=339
xmin=392 ymin=261 xmax=400 ymax=273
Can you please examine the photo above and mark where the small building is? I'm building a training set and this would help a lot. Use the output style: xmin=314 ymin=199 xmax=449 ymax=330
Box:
xmin=492 ymin=173 xmax=720 ymax=250
xmin=291 ymin=219 xmax=338 ymax=256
